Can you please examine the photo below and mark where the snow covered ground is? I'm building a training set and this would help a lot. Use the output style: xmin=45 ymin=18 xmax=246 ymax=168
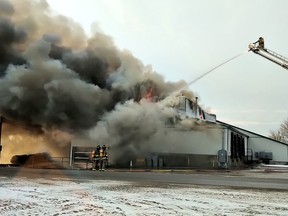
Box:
xmin=0 ymin=176 xmax=287 ymax=216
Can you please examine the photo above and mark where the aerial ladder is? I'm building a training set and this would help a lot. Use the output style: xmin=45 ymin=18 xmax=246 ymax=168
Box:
xmin=248 ymin=37 xmax=288 ymax=70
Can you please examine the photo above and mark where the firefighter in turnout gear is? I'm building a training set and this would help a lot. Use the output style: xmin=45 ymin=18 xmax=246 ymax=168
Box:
xmin=254 ymin=37 xmax=265 ymax=50
xmin=99 ymin=145 xmax=108 ymax=171
xmin=92 ymin=145 xmax=101 ymax=170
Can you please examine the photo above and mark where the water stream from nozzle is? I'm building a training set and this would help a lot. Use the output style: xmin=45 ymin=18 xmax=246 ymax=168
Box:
xmin=187 ymin=50 xmax=249 ymax=86
xmin=174 ymin=50 xmax=249 ymax=95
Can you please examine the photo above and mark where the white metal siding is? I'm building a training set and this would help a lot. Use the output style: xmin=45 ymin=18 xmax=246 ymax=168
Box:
xmin=148 ymin=127 xmax=222 ymax=155
xmin=248 ymin=137 xmax=288 ymax=161
xmin=235 ymin=128 xmax=288 ymax=162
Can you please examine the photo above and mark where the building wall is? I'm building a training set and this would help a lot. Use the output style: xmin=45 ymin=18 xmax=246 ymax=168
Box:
xmin=70 ymin=126 xmax=225 ymax=168
xmin=131 ymin=125 xmax=227 ymax=169
xmin=70 ymin=123 xmax=288 ymax=168
xmin=146 ymin=153 xmax=219 ymax=169
xmin=148 ymin=126 xmax=223 ymax=155
xmin=237 ymin=129 xmax=288 ymax=163
xmin=248 ymin=137 xmax=288 ymax=162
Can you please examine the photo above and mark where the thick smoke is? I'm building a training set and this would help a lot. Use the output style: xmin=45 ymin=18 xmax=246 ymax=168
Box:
xmin=0 ymin=0 xmax=206 ymax=162
xmin=0 ymin=123 xmax=71 ymax=163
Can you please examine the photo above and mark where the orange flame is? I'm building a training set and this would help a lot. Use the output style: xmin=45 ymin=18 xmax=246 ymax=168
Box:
xmin=144 ymin=87 xmax=153 ymax=102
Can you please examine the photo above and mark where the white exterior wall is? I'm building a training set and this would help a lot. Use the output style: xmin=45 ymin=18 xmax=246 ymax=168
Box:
xmin=71 ymin=127 xmax=224 ymax=157
xmin=236 ymin=129 xmax=288 ymax=162
xmin=148 ymin=127 xmax=223 ymax=155
xmin=248 ymin=137 xmax=288 ymax=162
xmin=70 ymin=122 xmax=288 ymax=166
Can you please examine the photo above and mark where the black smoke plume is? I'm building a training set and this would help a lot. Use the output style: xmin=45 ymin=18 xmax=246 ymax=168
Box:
xmin=0 ymin=0 xmax=188 ymax=134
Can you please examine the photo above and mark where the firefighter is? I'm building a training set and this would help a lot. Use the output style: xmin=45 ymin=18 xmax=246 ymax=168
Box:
xmin=102 ymin=145 xmax=108 ymax=168
xmin=99 ymin=144 xmax=108 ymax=171
xmin=254 ymin=37 xmax=265 ymax=50
xmin=92 ymin=145 xmax=101 ymax=170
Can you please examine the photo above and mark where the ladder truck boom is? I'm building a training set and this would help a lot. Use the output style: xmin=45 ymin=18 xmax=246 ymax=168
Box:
xmin=249 ymin=39 xmax=288 ymax=70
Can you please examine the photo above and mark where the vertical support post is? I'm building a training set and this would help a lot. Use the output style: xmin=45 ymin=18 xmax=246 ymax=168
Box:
xmin=69 ymin=142 xmax=73 ymax=168
xmin=222 ymin=129 xmax=227 ymax=149
xmin=0 ymin=116 xmax=3 ymax=163
xmin=195 ymin=97 xmax=198 ymax=116
xmin=130 ymin=160 xmax=133 ymax=170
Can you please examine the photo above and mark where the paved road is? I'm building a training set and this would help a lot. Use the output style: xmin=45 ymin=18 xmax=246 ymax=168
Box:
xmin=0 ymin=167 xmax=287 ymax=190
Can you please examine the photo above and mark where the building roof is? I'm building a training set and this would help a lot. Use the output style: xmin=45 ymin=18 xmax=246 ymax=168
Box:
xmin=217 ymin=120 xmax=288 ymax=147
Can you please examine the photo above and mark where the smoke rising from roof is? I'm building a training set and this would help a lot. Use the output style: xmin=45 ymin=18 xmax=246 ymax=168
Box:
xmin=0 ymin=0 xmax=207 ymax=162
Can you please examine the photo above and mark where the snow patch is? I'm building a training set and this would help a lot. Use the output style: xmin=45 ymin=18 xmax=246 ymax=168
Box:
xmin=0 ymin=177 xmax=287 ymax=215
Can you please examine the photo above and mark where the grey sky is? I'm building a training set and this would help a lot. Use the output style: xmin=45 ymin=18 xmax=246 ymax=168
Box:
xmin=47 ymin=0 xmax=288 ymax=136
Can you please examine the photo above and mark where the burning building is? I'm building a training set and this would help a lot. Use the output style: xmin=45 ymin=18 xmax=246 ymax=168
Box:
xmin=0 ymin=0 xmax=287 ymax=169
xmin=71 ymin=94 xmax=288 ymax=169
xmin=0 ymin=0 xmax=195 ymax=165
